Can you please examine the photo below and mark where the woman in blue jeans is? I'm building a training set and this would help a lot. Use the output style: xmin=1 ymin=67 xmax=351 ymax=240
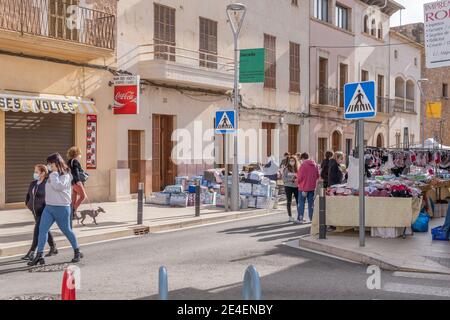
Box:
xmin=28 ymin=153 xmax=83 ymax=266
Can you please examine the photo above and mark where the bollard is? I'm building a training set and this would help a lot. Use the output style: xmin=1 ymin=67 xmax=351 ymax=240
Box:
xmin=159 ymin=266 xmax=168 ymax=300
xmin=195 ymin=181 xmax=201 ymax=217
xmin=137 ymin=182 xmax=144 ymax=225
xmin=242 ymin=265 xmax=261 ymax=300
xmin=319 ymin=180 xmax=327 ymax=240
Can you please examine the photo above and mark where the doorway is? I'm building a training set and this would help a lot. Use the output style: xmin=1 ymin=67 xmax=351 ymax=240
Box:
xmin=318 ymin=57 xmax=328 ymax=104
xmin=152 ymin=114 xmax=177 ymax=192
xmin=318 ymin=137 xmax=328 ymax=163
xmin=262 ymin=122 xmax=276 ymax=159
xmin=128 ymin=130 xmax=143 ymax=194
xmin=332 ymin=131 xmax=342 ymax=152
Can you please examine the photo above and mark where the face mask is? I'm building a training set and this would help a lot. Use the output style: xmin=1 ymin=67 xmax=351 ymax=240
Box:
xmin=289 ymin=162 xmax=296 ymax=166
xmin=33 ymin=173 xmax=40 ymax=181
xmin=47 ymin=164 xmax=53 ymax=172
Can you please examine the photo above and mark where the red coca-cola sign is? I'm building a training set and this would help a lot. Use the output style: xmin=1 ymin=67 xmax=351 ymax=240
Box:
xmin=113 ymin=76 xmax=140 ymax=115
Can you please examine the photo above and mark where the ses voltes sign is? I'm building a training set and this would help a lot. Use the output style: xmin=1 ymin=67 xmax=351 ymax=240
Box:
xmin=113 ymin=75 xmax=140 ymax=115
xmin=424 ymin=1 xmax=450 ymax=68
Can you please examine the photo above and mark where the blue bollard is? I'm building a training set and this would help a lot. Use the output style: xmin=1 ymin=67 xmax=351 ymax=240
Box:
xmin=242 ymin=265 xmax=261 ymax=300
xmin=159 ymin=266 xmax=168 ymax=300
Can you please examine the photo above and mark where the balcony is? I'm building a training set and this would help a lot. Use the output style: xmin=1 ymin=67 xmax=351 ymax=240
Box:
xmin=393 ymin=97 xmax=416 ymax=114
xmin=120 ymin=43 xmax=235 ymax=92
xmin=0 ymin=0 xmax=116 ymax=62
xmin=311 ymin=87 xmax=339 ymax=112
xmin=376 ymin=96 xmax=394 ymax=114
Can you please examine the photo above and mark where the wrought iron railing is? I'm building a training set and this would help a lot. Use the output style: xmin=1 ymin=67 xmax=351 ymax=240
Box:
xmin=394 ymin=97 xmax=405 ymax=112
xmin=318 ymin=87 xmax=338 ymax=107
xmin=376 ymin=96 xmax=394 ymax=113
xmin=126 ymin=43 xmax=235 ymax=73
xmin=405 ymin=99 xmax=415 ymax=112
xmin=0 ymin=0 xmax=116 ymax=50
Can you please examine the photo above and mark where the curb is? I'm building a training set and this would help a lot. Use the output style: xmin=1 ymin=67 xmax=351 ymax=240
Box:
xmin=298 ymin=236 xmax=450 ymax=275
xmin=0 ymin=208 xmax=284 ymax=258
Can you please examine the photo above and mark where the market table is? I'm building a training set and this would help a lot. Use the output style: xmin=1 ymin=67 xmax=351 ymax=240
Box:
xmin=310 ymin=196 xmax=422 ymax=235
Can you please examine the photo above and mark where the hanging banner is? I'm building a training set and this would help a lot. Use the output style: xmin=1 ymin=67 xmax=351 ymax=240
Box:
xmin=424 ymin=1 xmax=450 ymax=68
xmin=426 ymin=101 xmax=442 ymax=118
xmin=86 ymin=115 xmax=97 ymax=169
xmin=113 ymin=75 xmax=140 ymax=115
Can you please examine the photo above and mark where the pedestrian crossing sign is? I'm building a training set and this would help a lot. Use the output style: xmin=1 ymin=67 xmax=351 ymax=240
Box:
xmin=215 ymin=110 xmax=236 ymax=134
xmin=344 ymin=81 xmax=376 ymax=120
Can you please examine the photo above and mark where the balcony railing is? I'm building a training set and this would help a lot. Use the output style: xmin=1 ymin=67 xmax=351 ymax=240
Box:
xmin=394 ymin=97 xmax=405 ymax=112
xmin=376 ymin=96 xmax=394 ymax=113
xmin=405 ymin=99 xmax=415 ymax=112
xmin=0 ymin=0 xmax=116 ymax=50
xmin=132 ymin=43 xmax=234 ymax=73
xmin=318 ymin=87 xmax=338 ymax=107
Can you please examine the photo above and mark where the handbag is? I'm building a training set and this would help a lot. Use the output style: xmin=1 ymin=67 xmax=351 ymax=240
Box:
xmin=71 ymin=159 xmax=89 ymax=183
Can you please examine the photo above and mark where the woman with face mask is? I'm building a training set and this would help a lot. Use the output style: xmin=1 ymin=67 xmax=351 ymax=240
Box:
xmin=21 ymin=165 xmax=58 ymax=261
xmin=282 ymin=156 xmax=300 ymax=222
xmin=28 ymin=153 xmax=83 ymax=266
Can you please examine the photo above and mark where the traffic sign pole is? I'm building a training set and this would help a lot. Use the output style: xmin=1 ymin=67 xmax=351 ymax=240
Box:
xmin=358 ymin=120 xmax=365 ymax=247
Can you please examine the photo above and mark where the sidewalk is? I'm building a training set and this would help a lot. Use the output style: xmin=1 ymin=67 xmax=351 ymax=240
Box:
xmin=0 ymin=201 xmax=285 ymax=258
xmin=298 ymin=218 xmax=450 ymax=274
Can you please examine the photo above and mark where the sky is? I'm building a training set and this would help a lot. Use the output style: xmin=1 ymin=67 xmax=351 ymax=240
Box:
xmin=390 ymin=0 xmax=428 ymax=27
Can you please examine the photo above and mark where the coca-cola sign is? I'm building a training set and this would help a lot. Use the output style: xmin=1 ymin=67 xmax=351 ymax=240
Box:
xmin=113 ymin=75 xmax=140 ymax=115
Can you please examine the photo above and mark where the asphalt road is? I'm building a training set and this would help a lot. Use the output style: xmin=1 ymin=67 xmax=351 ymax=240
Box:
xmin=0 ymin=213 xmax=449 ymax=300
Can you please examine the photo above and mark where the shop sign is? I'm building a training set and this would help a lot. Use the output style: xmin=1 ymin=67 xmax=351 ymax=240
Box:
xmin=424 ymin=1 xmax=450 ymax=68
xmin=113 ymin=75 xmax=140 ymax=115
xmin=0 ymin=94 xmax=93 ymax=113
xmin=86 ymin=115 xmax=97 ymax=169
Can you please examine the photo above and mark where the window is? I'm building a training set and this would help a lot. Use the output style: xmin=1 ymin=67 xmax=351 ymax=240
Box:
xmin=289 ymin=42 xmax=300 ymax=93
xmin=262 ymin=122 xmax=276 ymax=158
xmin=443 ymin=83 xmax=449 ymax=98
xmin=288 ymin=125 xmax=299 ymax=154
xmin=378 ymin=23 xmax=383 ymax=39
xmin=154 ymin=3 xmax=176 ymax=61
xmin=264 ymin=34 xmax=276 ymax=89
xmin=395 ymin=132 xmax=401 ymax=148
xmin=371 ymin=19 xmax=376 ymax=36
xmin=361 ymin=69 xmax=369 ymax=81
xmin=339 ymin=63 xmax=348 ymax=108
xmin=363 ymin=15 xmax=369 ymax=33
xmin=318 ymin=138 xmax=328 ymax=163
xmin=314 ymin=0 xmax=329 ymax=22
xmin=199 ymin=17 xmax=218 ymax=69
xmin=291 ymin=0 xmax=298 ymax=6
xmin=406 ymin=80 xmax=415 ymax=111
xmin=335 ymin=4 xmax=349 ymax=30
xmin=394 ymin=50 xmax=398 ymax=59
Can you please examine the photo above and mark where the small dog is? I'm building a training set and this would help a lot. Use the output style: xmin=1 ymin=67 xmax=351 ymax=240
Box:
xmin=76 ymin=207 xmax=106 ymax=226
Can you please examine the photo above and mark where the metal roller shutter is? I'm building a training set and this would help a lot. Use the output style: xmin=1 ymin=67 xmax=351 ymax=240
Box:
xmin=5 ymin=112 xmax=74 ymax=203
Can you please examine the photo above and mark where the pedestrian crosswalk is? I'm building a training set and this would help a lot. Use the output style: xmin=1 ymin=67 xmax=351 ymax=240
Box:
xmin=381 ymin=272 xmax=450 ymax=298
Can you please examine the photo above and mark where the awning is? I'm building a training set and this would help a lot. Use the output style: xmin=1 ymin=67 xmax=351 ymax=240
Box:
xmin=0 ymin=91 xmax=97 ymax=114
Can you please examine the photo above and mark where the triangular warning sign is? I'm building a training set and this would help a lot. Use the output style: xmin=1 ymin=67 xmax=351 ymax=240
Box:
xmin=346 ymin=84 xmax=374 ymax=114
xmin=217 ymin=112 xmax=234 ymax=130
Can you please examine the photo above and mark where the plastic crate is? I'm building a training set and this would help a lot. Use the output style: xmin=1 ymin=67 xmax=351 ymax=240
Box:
xmin=431 ymin=226 xmax=449 ymax=241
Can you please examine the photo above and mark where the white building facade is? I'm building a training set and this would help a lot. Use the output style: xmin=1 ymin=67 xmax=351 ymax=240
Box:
xmin=116 ymin=0 xmax=310 ymax=196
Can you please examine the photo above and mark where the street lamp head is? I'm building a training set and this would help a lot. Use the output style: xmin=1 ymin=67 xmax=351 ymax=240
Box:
xmin=418 ymin=78 xmax=429 ymax=83
xmin=227 ymin=3 xmax=246 ymax=12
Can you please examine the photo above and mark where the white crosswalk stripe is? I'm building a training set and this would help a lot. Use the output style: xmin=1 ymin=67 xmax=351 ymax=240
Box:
xmin=383 ymin=282 xmax=450 ymax=298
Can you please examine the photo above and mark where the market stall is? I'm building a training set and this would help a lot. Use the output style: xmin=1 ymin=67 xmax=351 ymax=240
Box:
xmin=310 ymin=146 xmax=450 ymax=239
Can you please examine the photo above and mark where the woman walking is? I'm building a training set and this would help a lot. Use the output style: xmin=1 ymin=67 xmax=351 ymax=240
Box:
xmin=67 ymin=147 xmax=88 ymax=222
xmin=28 ymin=153 xmax=83 ymax=266
xmin=21 ymin=165 xmax=58 ymax=261
xmin=282 ymin=156 xmax=300 ymax=223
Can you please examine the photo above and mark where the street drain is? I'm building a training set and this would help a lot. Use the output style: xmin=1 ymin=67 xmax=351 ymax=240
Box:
xmin=29 ymin=263 xmax=70 ymax=273
xmin=133 ymin=226 xmax=150 ymax=235
xmin=7 ymin=294 xmax=60 ymax=300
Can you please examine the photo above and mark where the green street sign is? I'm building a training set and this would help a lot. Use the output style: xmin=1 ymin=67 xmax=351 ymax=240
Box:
xmin=239 ymin=48 xmax=265 ymax=83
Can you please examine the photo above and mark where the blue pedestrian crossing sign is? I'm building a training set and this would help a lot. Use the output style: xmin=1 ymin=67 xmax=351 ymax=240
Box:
xmin=215 ymin=110 xmax=236 ymax=134
xmin=344 ymin=81 xmax=376 ymax=120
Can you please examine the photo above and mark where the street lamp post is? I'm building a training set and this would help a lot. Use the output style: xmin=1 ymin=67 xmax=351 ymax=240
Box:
xmin=227 ymin=3 xmax=246 ymax=212
xmin=417 ymin=78 xmax=429 ymax=147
